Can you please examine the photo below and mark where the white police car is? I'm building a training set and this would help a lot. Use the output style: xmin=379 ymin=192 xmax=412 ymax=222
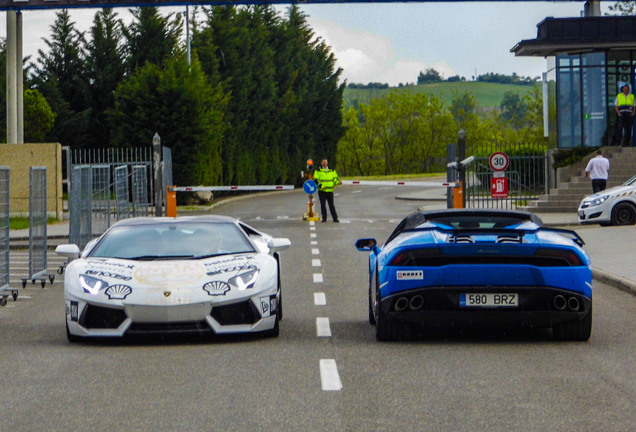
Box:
xmin=578 ymin=175 xmax=636 ymax=226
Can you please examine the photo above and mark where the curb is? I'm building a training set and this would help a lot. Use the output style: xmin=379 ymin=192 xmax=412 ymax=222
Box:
xmin=592 ymin=267 xmax=636 ymax=296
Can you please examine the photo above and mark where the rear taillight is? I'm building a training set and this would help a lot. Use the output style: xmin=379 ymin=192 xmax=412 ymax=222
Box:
xmin=390 ymin=248 xmax=443 ymax=266
xmin=534 ymin=248 xmax=583 ymax=266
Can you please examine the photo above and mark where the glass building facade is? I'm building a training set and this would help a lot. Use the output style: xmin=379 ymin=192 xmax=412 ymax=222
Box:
xmin=549 ymin=50 xmax=636 ymax=149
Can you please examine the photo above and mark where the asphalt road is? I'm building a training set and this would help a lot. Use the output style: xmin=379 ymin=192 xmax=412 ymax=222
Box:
xmin=1 ymin=185 xmax=635 ymax=431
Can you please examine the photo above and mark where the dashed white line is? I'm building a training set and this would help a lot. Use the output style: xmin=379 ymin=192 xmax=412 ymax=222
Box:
xmin=309 ymin=221 xmax=315 ymax=226
xmin=311 ymin=241 xmax=317 ymax=245
xmin=320 ymin=359 xmax=343 ymax=391
xmin=312 ymin=248 xmax=319 ymax=255
xmin=316 ymin=317 xmax=332 ymax=337
xmin=314 ymin=292 xmax=326 ymax=305
xmin=312 ymin=259 xmax=321 ymax=267
xmin=313 ymin=273 xmax=323 ymax=283
xmin=310 ymin=233 xmax=316 ymax=238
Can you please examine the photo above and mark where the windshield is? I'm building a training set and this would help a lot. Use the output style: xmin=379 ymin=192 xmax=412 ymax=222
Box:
xmin=88 ymin=222 xmax=256 ymax=260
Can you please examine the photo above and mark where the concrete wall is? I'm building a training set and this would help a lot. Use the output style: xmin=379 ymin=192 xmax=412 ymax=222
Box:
xmin=0 ymin=143 xmax=63 ymax=219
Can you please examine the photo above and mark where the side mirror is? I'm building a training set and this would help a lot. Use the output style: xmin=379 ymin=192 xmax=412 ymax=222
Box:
xmin=55 ymin=244 xmax=81 ymax=260
xmin=355 ymin=238 xmax=377 ymax=251
xmin=268 ymin=237 xmax=291 ymax=254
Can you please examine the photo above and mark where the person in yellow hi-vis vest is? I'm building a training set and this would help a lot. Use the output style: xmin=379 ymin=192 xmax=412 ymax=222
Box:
xmin=313 ymin=158 xmax=340 ymax=223
xmin=615 ymin=83 xmax=636 ymax=146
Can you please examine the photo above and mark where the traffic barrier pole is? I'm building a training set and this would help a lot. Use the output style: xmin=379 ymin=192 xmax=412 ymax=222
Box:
xmin=166 ymin=186 xmax=177 ymax=217
xmin=305 ymin=194 xmax=319 ymax=221
xmin=453 ymin=182 xmax=463 ymax=208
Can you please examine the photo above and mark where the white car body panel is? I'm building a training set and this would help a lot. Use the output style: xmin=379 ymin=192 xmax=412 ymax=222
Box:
xmin=578 ymin=175 xmax=636 ymax=225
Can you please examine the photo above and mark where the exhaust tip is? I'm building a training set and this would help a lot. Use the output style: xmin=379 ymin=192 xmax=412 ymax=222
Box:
xmin=394 ymin=297 xmax=409 ymax=312
xmin=567 ymin=296 xmax=580 ymax=311
xmin=553 ymin=295 xmax=567 ymax=311
xmin=409 ymin=295 xmax=424 ymax=310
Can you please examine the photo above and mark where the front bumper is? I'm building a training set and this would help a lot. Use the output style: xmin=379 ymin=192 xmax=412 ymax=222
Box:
xmin=578 ymin=205 xmax=610 ymax=224
xmin=65 ymin=291 xmax=279 ymax=338
xmin=380 ymin=286 xmax=591 ymax=329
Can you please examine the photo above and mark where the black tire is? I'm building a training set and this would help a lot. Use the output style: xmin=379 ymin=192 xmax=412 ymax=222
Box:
xmin=263 ymin=314 xmax=280 ymax=338
xmin=375 ymin=301 xmax=392 ymax=341
xmin=66 ymin=321 xmax=84 ymax=343
xmin=553 ymin=304 xmax=592 ymax=341
xmin=611 ymin=202 xmax=636 ymax=226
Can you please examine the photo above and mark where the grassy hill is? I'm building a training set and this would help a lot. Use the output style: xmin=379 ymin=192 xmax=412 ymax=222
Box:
xmin=343 ymin=81 xmax=539 ymax=110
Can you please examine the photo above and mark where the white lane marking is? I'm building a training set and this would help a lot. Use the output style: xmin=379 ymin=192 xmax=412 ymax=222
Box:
xmin=276 ymin=215 xmax=289 ymax=220
xmin=351 ymin=190 xmax=362 ymax=194
xmin=320 ymin=359 xmax=343 ymax=391
xmin=312 ymin=259 xmax=321 ymax=267
xmin=311 ymin=241 xmax=317 ymax=245
xmin=316 ymin=317 xmax=332 ymax=337
xmin=310 ymin=226 xmax=316 ymax=231
xmin=313 ymin=273 xmax=323 ymax=283
xmin=312 ymin=248 xmax=319 ymax=255
xmin=314 ymin=292 xmax=326 ymax=305
xmin=310 ymin=233 xmax=316 ymax=238
xmin=309 ymin=221 xmax=315 ymax=226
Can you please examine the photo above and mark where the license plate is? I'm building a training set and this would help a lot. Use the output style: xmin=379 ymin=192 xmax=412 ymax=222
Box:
xmin=578 ymin=211 xmax=584 ymax=218
xmin=459 ymin=293 xmax=518 ymax=308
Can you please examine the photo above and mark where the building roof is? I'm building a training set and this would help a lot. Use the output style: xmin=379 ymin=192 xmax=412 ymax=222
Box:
xmin=512 ymin=16 xmax=636 ymax=57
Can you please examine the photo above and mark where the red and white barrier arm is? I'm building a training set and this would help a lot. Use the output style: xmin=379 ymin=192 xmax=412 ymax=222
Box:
xmin=169 ymin=185 xmax=295 ymax=192
xmin=340 ymin=180 xmax=460 ymax=188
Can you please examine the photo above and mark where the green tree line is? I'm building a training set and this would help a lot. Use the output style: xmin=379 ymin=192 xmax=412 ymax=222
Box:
xmin=336 ymin=86 xmax=546 ymax=176
xmin=1 ymin=5 xmax=344 ymax=187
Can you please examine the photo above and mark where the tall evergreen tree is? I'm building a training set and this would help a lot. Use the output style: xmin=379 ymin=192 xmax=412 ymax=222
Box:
xmin=122 ymin=7 xmax=182 ymax=73
xmin=30 ymin=10 xmax=91 ymax=148
xmin=84 ymin=8 xmax=126 ymax=148
xmin=108 ymin=53 xmax=227 ymax=187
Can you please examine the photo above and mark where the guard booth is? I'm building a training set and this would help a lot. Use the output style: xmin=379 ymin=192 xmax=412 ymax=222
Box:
xmin=512 ymin=15 xmax=636 ymax=149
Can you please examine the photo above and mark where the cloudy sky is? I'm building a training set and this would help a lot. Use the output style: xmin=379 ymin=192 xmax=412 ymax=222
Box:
xmin=2 ymin=1 xmax=611 ymax=86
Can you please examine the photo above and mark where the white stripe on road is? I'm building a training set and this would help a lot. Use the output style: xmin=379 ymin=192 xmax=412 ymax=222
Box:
xmin=320 ymin=359 xmax=343 ymax=391
xmin=314 ymin=292 xmax=326 ymax=305
xmin=312 ymin=259 xmax=321 ymax=267
xmin=310 ymin=233 xmax=316 ymax=238
xmin=311 ymin=241 xmax=317 ymax=245
xmin=316 ymin=317 xmax=331 ymax=337
xmin=313 ymin=273 xmax=323 ymax=283
xmin=312 ymin=248 xmax=319 ymax=255
xmin=309 ymin=221 xmax=315 ymax=226
xmin=310 ymin=226 xmax=316 ymax=231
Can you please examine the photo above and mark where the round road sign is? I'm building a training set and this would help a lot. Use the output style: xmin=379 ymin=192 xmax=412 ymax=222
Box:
xmin=489 ymin=152 xmax=509 ymax=171
xmin=303 ymin=180 xmax=317 ymax=194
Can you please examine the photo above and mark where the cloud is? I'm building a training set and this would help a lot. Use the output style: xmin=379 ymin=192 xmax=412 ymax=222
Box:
xmin=308 ymin=17 xmax=456 ymax=87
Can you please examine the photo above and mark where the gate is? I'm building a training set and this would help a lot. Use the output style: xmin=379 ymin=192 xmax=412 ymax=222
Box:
xmin=464 ymin=142 xmax=548 ymax=209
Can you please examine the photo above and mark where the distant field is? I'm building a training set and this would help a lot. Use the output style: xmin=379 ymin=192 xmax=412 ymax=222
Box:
xmin=343 ymin=81 xmax=539 ymax=110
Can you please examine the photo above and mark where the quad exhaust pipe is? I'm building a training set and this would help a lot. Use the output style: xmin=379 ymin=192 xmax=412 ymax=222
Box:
xmin=394 ymin=295 xmax=425 ymax=312
xmin=553 ymin=294 xmax=580 ymax=311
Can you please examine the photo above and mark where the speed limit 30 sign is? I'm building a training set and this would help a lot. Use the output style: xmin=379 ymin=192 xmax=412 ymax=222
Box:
xmin=489 ymin=152 xmax=509 ymax=172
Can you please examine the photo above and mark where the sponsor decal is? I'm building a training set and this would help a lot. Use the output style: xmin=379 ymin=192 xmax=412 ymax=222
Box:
xmin=164 ymin=291 xmax=171 ymax=297
xmin=203 ymin=281 xmax=230 ymax=296
xmin=396 ymin=270 xmax=424 ymax=280
xmin=70 ymin=301 xmax=79 ymax=321
xmin=204 ymin=256 xmax=258 ymax=276
xmin=104 ymin=285 xmax=132 ymax=300
xmin=134 ymin=262 xmax=206 ymax=285
xmin=85 ymin=269 xmax=132 ymax=281
xmin=260 ymin=296 xmax=270 ymax=317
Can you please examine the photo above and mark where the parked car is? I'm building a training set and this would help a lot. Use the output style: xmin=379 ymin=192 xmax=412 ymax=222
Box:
xmin=578 ymin=175 xmax=636 ymax=226
xmin=56 ymin=215 xmax=290 ymax=342
xmin=355 ymin=209 xmax=592 ymax=342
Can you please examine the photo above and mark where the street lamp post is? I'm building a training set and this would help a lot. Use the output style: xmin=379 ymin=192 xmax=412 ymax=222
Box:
xmin=153 ymin=133 xmax=162 ymax=216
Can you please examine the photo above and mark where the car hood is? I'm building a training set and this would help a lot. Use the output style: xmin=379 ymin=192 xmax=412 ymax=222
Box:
xmin=70 ymin=253 xmax=264 ymax=289
xmin=582 ymin=184 xmax=634 ymax=201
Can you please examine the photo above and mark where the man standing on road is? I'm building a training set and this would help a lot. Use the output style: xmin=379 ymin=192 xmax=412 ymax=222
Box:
xmin=313 ymin=158 xmax=340 ymax=223
xmin=585 ymin=149 xmax=610 ymax=193
xmin=614 ymin=83 xmax=635 ymax=146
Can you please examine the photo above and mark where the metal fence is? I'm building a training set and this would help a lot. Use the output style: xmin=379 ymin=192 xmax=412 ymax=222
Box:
xmin=26 ymin=167 xmax=50 ymax=286
xmin=465 ymin=155 xmax=548 ymax=209
xmin=462 ymin=138 xmax=548 ymax=209
xmin=0 ymin=167 xmax=10 ymax=302
xmin=67 ymin=146 xmax=169 ymax=247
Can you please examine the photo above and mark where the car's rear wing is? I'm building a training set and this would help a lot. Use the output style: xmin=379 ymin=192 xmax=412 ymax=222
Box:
xmin=401 ymin=226 xmax=585 ymax=247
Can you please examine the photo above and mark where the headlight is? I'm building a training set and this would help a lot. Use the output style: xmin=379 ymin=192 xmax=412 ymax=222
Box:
xmin=79 ymin=274 xmax=107 ymax=295
xmin=229 ymin=268 xmax=259 ymax=291
xmin=588 ymin=194 xmax=610 ymax=207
